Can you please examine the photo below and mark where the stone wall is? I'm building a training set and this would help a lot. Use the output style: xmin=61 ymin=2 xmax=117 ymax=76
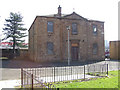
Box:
xmin=87 ymin=21 xmax=105 ymax=60
xmin=28 ymin=14 xmax=105 ymax=62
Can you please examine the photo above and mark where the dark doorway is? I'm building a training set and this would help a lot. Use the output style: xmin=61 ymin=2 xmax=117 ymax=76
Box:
xmin=71 ymin=46 xmax=79 ymax=60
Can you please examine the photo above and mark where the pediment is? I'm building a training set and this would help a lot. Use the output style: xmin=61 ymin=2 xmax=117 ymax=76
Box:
xmin=63 ymin=12 xmax=87 ymax=20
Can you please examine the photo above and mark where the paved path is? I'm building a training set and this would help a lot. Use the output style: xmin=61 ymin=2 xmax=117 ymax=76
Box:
xmin=90 ymin=60 xmax=120 ymax=71
xmin=1 ymin=68 xmax=21 ymax=80
xmin=0 ymin=80 xmax=21 ymax=89
xmin=39 ymin=74 xmax=98 ymax=83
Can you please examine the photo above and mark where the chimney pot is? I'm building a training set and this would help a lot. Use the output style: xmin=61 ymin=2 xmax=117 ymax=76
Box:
xmin=58 ymin=5 xmax=61 ymax=17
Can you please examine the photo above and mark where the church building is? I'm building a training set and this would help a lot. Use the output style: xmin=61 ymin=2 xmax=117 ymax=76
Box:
xmin=28 ymin=6 xmax=105 ymax=62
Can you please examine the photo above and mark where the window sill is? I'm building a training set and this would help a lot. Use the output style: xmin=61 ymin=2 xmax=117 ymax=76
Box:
xmin=93 ymin=53 xmax=97 ymax=55
xmin=72 ymin=33 xmax=78 ymax=35
xmin=93 ymin=33 xmax=97 ymax=36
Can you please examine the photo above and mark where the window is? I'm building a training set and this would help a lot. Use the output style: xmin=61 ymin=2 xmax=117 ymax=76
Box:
xmin=93 ymin=43 xmax=98 ymax=54
xmin=72 ymin=23 xmax=77 ymax=34
xmin=47 ymin=21 xmax=53 ymax=32
xmin=47 ymin=42 xmax=54 ymax=54
xmin=93 ymin=25 xmax=97 ymax=35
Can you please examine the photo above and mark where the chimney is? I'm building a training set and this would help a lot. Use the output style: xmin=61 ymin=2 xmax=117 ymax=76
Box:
xmin=58 ymin=5 xmax=61 ymax=17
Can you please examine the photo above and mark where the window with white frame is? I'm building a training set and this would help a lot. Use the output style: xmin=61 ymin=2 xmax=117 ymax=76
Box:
xmin=72 ymin=23 xmax=77 ymax=34
xmin=93 ymin=25 xmax=97 ymax=35
xmin=47 ymin=21 xmax=53 ymax=32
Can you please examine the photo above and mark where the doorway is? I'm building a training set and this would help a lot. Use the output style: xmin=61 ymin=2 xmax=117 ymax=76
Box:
xmin=71 ymin=45 xmax=79 ymax=61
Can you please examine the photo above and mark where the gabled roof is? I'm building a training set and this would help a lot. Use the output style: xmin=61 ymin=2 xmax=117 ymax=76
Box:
xmin=28 ymin=12 xmax=104 ymax=31
xmin=63 ymin=12 xmax=88 ymax=20
xmin=42 ymin=12 xmax=88 ymax=20
xmin=88 ymin=19 xmax=104 ymax=23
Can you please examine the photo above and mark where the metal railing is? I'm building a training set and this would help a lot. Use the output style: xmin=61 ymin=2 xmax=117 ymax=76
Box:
xmin=21 ymin=68 xmax=51 ymax=89
xmin=87 ymin=64 xmax=108 ymax=76
xmin=21 ymin=64 xmax=108 ymax=89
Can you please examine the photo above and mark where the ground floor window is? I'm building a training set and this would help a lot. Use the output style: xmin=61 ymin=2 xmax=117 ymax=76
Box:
xmin=93 ymin=43 xmax=98 ymax=54
xmin=47 ymin=42 xmax=54 ymax=55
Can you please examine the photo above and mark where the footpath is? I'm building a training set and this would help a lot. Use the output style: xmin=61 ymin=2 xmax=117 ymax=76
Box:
xmin=0 ymin=80 xmax=21 ymax=89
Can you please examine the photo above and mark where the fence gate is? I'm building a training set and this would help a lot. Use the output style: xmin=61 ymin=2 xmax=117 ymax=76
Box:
xmin=21 ymin=68 xmax=51 ymax=89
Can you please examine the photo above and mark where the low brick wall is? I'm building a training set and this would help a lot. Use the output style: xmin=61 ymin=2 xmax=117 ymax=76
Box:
xmin=20 ymin=49 xmax=28 ymax=57
xmin=0 ymin=48 xmax=29 ymax=60
xmin=1 ymin=49 xmax=20 ymax=59
xmin=16 ymin=49 xmax=29 ymax=60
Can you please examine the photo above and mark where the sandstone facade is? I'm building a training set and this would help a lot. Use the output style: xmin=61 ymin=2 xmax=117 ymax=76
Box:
xmin=110 ymin=41 xmax=120 ymax=60
xmin=28 ymin=6 xmax=105 ymax=62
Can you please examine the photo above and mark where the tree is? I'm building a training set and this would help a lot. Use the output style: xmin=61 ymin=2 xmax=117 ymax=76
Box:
xmin=2 ymin=12 xmax=27 ymax=57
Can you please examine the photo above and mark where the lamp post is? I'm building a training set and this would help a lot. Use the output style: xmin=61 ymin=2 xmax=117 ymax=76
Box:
xmin=66 ymin=26 xmax=70 ymax=65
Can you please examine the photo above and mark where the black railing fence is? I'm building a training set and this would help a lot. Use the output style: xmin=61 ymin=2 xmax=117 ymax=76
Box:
xmin=21 ymin=68 xmax=53 ymax=89
xmin=87 ymin=64 xmax=108 ymax=76
xmin=21 ymin=64 xmax=108 ymax=89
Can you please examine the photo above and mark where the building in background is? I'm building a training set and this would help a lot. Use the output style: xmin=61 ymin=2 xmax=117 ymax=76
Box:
xmin=109 ymin=41 xmax=120 ymax=60
xmin=28 ymin=5 xmax=105 ymax=62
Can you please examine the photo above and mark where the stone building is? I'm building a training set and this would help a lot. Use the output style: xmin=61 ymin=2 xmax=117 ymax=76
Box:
xmin=109 ymin=41 xmax=120 ymax=60
xmin=28 ymin=5 xmax=105 ymax=62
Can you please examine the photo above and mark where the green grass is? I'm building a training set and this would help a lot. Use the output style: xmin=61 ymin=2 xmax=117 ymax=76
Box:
xmin=54 ymin=70 xmax=120 ymax=88
xmin=16 ymin=70 xmax=119 ymax=89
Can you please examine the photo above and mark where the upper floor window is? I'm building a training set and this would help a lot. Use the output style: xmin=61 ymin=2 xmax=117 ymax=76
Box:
xmin=47 ymin=21 xmax=53 ymax=32
xmin=47 ymin=42 xmax=54 ymax=54
xmin=93 ymin=25 xmax=97 ymax=35
xmin=72 ymin=23 xmax=77 ymax=34
xmin=93 ymin=43 xmax=98 ymax=54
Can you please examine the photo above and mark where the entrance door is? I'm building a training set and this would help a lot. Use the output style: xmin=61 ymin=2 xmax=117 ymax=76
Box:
xmin=71 ymin=46 xmax=79 ymax=60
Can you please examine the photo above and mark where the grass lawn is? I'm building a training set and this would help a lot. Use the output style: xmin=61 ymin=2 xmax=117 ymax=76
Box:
xmin=54 ymin=70 xmax=120 ymax=88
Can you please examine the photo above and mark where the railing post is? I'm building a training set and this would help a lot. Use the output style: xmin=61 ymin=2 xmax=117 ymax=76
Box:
xmin=71 ymin=66 xmax=72 ymax=80
xmin=54 ymin=66 xmax=55 ymax=83
xmin=94 ymin=65 xmax=95 ymax=75
xmin=77 ymin=66 xmax=78 ymax=79
xmin=32 ymin=74 xmax=33 ymax=90
xmin=45 ymin=68 xmax=46 ymax=82
xmin=84 ymin=65 xmax=85 ymax=80
xmin=102 ymin=65 xmax=103 ymax=74
xmin=21 ymin=68 xmax=23 ymax=88
xmin=107 ymin=64 xmax=108 ymax=76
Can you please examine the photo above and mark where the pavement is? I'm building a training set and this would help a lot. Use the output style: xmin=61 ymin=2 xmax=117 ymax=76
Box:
xmin=39 ymin=74 xmax=99 ymax=83
xmin=0 ymin=74 xmax=98 ymax=89
xmin=0 ymin=59 xmax=119 ymax=89
xmin=0 ymin=80 xmax=21 ymax=89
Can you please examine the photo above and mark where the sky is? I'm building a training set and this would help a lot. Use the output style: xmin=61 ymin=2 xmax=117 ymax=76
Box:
xmin=0 ymin=0 xmax=119 ymax=43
